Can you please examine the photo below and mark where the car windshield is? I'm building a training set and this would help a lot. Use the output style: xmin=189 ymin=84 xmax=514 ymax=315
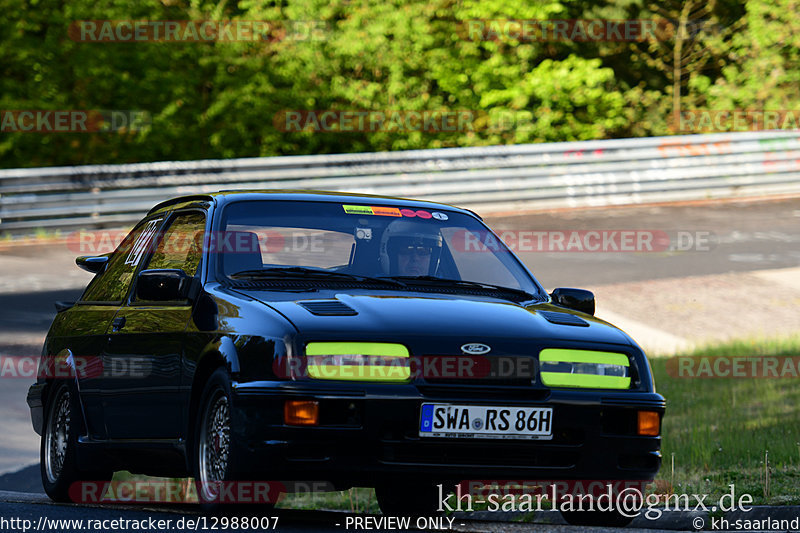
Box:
xmin=217 ymin=200 xmax=544 ymax=299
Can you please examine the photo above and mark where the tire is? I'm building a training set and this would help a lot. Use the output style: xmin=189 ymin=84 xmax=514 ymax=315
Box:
xmin=560 ymin=509 xmax=635 ymax=527
xmin=375 ymin=480 xmax=447 ymax=516
xmin=40 ymin=382 xmax=112 ymax=503
xmin=192 ymin=368 xmax=277 ymax=513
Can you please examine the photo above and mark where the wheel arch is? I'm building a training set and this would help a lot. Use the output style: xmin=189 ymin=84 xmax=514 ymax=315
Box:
xmin=41 ymin=349 xmax=89 ymax=437
xmin=185 ymin=337 xmax=239 ymax=469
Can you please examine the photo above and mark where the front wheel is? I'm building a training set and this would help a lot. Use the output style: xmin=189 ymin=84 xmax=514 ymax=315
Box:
xmin=192 ymin=368 xmax=277 ymax=512
xmin=40 ymin=382 xmax=111 ymax=502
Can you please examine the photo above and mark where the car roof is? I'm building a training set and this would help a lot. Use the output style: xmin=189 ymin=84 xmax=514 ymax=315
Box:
xmin=147 ymin=190 xmax=481 ymax=219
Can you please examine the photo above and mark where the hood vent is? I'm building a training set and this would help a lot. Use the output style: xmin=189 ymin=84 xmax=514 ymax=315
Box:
xmin=298 ymin=299 xmax=358 ymax=316
xmin=539 ymin=311 xmax=589 ymax=327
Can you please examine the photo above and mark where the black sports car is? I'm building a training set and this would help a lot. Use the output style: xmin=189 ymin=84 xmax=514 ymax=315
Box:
xmin=27 ymin=191 xmax=664 ymax=524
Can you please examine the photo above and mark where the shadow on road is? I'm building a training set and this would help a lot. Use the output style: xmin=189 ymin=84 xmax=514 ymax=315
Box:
xmin=0 ymin=289 xmax=84 ymax=338
xmin=0 ymin=464 xmax=41 ymax=494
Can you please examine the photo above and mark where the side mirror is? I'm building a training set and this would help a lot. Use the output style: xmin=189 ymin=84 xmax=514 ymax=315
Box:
xmin=76 ymin=255 xmax=110 ymax=274
xmin=550 ymin=287 xmax=595 ymax=316
xmin=54 ymin=301 xmax=75 ymax=313
xmin=135 ymin=269 xmax=192 ymax=302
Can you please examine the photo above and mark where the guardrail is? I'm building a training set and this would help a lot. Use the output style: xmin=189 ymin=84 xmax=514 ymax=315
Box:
xmin=2 ymin=131 xmax=800 ymax=234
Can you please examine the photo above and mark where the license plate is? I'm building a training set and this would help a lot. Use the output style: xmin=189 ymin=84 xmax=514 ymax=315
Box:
xmin=419 ymin=403 xmax=553 ymax=440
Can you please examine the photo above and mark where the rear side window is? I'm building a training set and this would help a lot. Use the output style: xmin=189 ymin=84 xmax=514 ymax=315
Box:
xmin=80 ymin=217 xmax=164 ymax=303
xmin=143 ymin=211 xmax=206 ymax=276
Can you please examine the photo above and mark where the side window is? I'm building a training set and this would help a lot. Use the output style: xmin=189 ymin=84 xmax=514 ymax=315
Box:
xmin=143 ymin=211 xmax=206 ymax=276
xmin=81 ymin=217 xmax=164 ymax=303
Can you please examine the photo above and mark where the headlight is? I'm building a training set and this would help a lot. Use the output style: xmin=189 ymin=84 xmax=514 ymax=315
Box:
xmin=539 ymin=348 xmax=631 ymax=389
xmin=305 ymin=342 xmax=410 ymax=382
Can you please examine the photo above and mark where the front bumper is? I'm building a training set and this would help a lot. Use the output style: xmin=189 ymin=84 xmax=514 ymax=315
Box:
xmin=230 ymin=380 xmax=664 ymax=487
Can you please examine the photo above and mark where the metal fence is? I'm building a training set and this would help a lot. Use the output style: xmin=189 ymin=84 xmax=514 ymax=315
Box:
xmin=2 ymin=130 xmax=800 ymax=234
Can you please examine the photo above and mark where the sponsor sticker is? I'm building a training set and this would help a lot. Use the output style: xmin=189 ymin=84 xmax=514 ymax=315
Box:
xmin=343 ymin=205 xmax=374 ymax=215
xmin=124 ymin=218 xmax=162 ymax=266
xmin=342 ymin=205 xmax=402 ymax=217
xmin=400 ymin=209 xmax=433 ymax=219
xmin=371 ymin=206 xmax=402 ymax=217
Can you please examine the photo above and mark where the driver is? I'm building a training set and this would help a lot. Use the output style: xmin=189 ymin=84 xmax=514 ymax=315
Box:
xmin=380 ymin=219 xmax=443 ymax=276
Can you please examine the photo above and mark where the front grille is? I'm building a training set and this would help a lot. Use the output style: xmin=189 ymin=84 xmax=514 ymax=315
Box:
xmin=423 ymin=376 xmax=533 ymax=386
xmin=418 ymin=354 xmax=537 ymax=387
xmin=417 ymin=385 xmax=549 ymax=401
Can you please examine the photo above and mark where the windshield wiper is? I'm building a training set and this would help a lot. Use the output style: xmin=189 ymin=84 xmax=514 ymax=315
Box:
xmin=230 ymin=267 xmax=407 ymax=287
xmin=378 ymin=275 xmax=536 ymax=301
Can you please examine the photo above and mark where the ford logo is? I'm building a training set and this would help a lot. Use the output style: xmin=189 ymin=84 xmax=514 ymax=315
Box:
xmin=461 ymin=343 xmax=491 ymax=355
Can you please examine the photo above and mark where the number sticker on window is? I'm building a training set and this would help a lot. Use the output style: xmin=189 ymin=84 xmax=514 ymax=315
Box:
xmin=125 ymin=218 xmax=162 ymax=267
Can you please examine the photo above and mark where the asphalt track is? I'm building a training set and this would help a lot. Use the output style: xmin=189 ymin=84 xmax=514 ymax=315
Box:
xmin=489 ymin=196 xmax=800 ymax=287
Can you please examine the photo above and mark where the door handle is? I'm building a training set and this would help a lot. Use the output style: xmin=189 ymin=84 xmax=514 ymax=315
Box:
xmin=111 ymin=316 xmax=126 ymax=332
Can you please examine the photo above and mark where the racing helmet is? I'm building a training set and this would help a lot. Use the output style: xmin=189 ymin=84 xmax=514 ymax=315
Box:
xmin=379 ymin=219 xmax=443 ymax=275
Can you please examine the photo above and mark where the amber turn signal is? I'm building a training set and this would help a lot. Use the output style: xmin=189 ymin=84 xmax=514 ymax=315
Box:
xmin=637 ymin=410 xmax=660 ymax=436
xmin=285 ymin=400 xmax=319 ymax=426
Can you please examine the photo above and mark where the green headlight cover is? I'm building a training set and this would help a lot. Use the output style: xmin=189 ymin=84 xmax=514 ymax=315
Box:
xmin=539 ymin=348 xmax=631 ymax=389
xmin=306 ymin=342 xmax=410 ymax=382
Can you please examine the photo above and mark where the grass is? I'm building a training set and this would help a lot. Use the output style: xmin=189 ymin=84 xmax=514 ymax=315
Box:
xmin=652 ymin=335 xmax=800 ymax=504
xmin=108 ymin=472 xmax=381 ymax=512
xmin=279 ymin=488 xmax=380 ymax=513
xmin=0 ymin=228 xmax=64 ymax=243
xmin=110 ymin=336 xmax=800 ymax=510
xmin=33 ymin=228 xmax=62 ymax=240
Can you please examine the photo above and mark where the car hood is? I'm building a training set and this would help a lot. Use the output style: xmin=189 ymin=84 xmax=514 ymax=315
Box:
xmin=238 ymin=290 xmax=633 ymax=349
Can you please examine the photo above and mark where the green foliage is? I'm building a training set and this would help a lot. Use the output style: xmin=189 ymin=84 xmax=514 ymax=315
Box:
xmin=0 ymin=0 xmax=798 ymax=167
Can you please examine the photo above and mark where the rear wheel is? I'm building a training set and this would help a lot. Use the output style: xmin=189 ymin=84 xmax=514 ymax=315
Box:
xmin=40 ymin=382 xmax=112 ymax=502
